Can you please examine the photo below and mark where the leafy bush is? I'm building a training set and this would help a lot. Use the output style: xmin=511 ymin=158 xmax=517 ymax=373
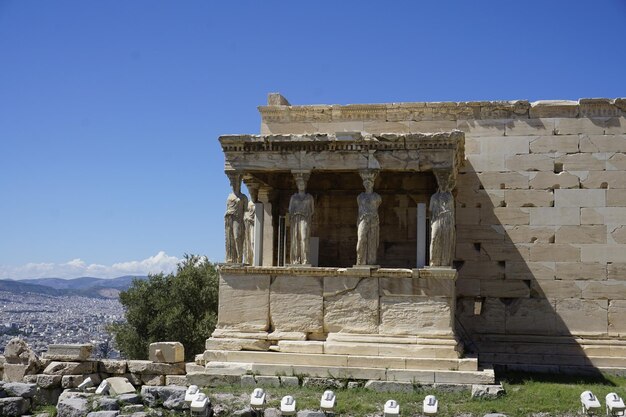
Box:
xmin=109 ymin=254 xmax=219 ymax=360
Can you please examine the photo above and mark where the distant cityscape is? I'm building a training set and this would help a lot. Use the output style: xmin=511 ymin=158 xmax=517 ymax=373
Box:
xmin=0 ymin=291 xmax=125 ymax=358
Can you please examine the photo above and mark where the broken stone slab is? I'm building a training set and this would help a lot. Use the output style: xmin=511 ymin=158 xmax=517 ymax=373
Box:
xmin=86 ymin=411 xmax=121 ymax=417
xmin=280 ymin=376 xmax=299 ymax=387
xmin=165 ymin=375 xmax=187 ymax=385
xmin=127 ymin=360 xmax=185 ymax=375
xmin=43 ymin=361 xmax=97 ymax=376
xmin=99 ymin=360 xmax=127 ymax=375
xmin=149 ymin=342 xmax=184 ymax=364
xmin=0 ymin=397 xmax=29 ymax=417
xmin=364 ymin=380 xmax=414 ymax=393
xmin=117 ymin=392 xmax=142 ymax=404
xmin=44 ymin=344 xmax=93 ymax=361
xmin=2 ymin=363 xmax=27 ymax=382
xmin=140 ymin=374 xmax=165 ymax=386
xmin=302 ymin=377 xmax=344 ymax=389
xmin=92 ymin=397 xmax=120 ymax=411
xmin=106 ymin=377 xmax=136 ymax=396
xmin=2 ymin=382 xmax=37 ymax=398
xmin=121 ymin=404 xmax=144 ymax=414
xmin=472 ymin=383 xmax=506 ymax=399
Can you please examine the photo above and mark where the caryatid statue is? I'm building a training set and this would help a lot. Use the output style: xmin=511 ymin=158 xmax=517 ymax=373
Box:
xmin=356 ymin=170 xmax=382 ymax=265
xmin=224 ymin=172 xmax=248 ymax=264
xmin=243 ymin=182 xmax=259 ymax=265
xmin=288 ymin=171 xmax=314 ymax=265
xmin=429 ymin=169 xmax=456 ymax=267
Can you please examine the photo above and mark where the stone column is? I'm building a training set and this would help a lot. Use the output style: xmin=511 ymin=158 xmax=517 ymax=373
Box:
xmin=356 ymin=169 xmax=382 ymax=266
xmin=224 ymin=172 xmax=248 ymax=264
xmin=429 ymin=168 xmax=456 ymax=267
xmin=243 ymin=180 xmax=260 ymax=266
xmin=258 ymin=186 xmax=275 ymax=266
xmin=289 ymin=170 xmax=314 ymax=265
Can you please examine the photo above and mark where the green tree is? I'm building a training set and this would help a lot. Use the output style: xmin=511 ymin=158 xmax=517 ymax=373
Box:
xmin=108 ymin=254 xmax=219 ymax=360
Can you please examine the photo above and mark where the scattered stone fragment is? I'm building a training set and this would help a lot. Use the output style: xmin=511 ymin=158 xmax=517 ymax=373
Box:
xmin=3 ymin=382 xmax=37 ymax=398
xmin=280 ymin=376 xmax=299 ymax=387
xmin=472 ymin=383 xmax=506 ymax=399
xmin=141 ymin=385 xmax=188 ymax=410
xmin=302 ymin=377 xmax=344 ymax=389
xmin=122 ymin=404 xmax=145 ymax=413
xmin=37 ymin=374 xmax=63 ymax=389
xmin=44 ymin=361 xmax=97 ymax=376
xmin=118 ymin=392 xmax=142 ymax=404
xmin=0 ymin=397 xmax=29 ymax=417
xmin=62 ymin=375 xmax=85 ymax=389
xmin=93 ymin=397 xmax=120 ymax=411
xmin=264 ymin=408 xmax=280 ymax=417
xmin=57 ymin=394 xmax=89 ymax=417
xmin=106 ymin=377 xmax=136 ymax=396
xmin=86 ymin=412 xmax=120 ymax=417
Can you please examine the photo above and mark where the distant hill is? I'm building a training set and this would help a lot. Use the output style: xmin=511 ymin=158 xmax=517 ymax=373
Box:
xmin=0 ymin=275 xmax=148 ymax=299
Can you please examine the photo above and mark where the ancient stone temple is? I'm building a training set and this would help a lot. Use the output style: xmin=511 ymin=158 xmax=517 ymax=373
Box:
xmin=205 ymin=94 xmax=626 ymax=383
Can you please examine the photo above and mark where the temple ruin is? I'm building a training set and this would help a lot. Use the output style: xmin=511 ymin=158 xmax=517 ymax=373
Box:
xmin=205 ymin=94 xmax=626 ymax=384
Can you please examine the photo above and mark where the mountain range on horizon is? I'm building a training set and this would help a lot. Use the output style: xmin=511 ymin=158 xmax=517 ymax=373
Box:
xmin=0 ymin=275 xmax=148 ymax=299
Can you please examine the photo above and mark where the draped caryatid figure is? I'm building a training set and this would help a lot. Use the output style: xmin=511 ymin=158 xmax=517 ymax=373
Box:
xmin=288 ymin=171 xmax=314 ymax=265
xmin=356 ymin=170 xmax=382 ymax=265
xmin=224 ymin=172 xmax=248 ymax=263
xmin=243 ymin=183 xmax=258 ymax=265
xmin=429 ymin=169 xmax=456 ymax=267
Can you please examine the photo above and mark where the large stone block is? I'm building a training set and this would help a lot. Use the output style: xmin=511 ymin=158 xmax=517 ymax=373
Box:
xmin=505 ymin=261 xmax=555 ymax=280
xmin=505 ymin=154 xmax=554 ymax=171
xmin=531 ymin=280 xmax=583 ymax=299
xmin=529 ymin=208 xmax=580 ymax=226
xmin=555 ymin=225 xmax=606 ymax=244
xmin=582 ymin=171 xmax=626 ymax=189
xmin=205 ymin=337 xmax=271 ymax=351
xmin=608 ymin=263 xmax=626 ymax=280
xmin=504 ymin=190 xmax=554 ymax=207
xmin=99 ymin=359 xmax=127 ymax=374
xmin=379 ymin=276 xmax=455 ymax=298
xmin=556 ymin=153 xmax=606 ymax=170
xmin=480 ymin=280 xmax=530 ymax=298
xmin=555 ymin=262 xmax=606 ymax=280
xmin=529 ymin=172 xmax=580 ymax=190
xmin=126 ymin=360 xmax=185 ymax=375
xmin=217 ymin=273 xmax=270 ymax=331
xmin=149 ymin=342 xmax=184 ymax=364
xmin=504 ymin=226 xmax=556 ymax=243
xmin=556 ymin=299 xmax=608 ymax=336
xmin=582 ymin=208 xmax=626 ymax=224
xmin=43 ymin=361 xmax=97 ymax=376
xmin=482 ymin=207 xmax=529 ymax=225
xmin=554 ymin=189 xmax=606 ymax=208
xmin=379 ymin=296 xmax=453 ymax=336
xmin=529 ymin=136 xmax=579 ymax=153
xmin=44 ymin=344 xmax=93 ymax=361
xmin=529 ymin=244 xmax=580 ymax=262
xmin=269 ymin=275 xmax=323 ymax=333
xmin=323 ymin=276 xmax=378 ymax=333
xmin=581 ymin=245 xmax=626 ymax=263
xmin=611 ymin=226 xmax=626 ymax=244
xmin=607 ymin=153 xmax=626 ymax=170
xmin=582 ymin=280 xmax=626 ymax=300
xmin=456 ymin=297 xmax=505 ymax=334
xmin=477 ymin=172 xmax=529 ymax=189
xmin=504 ymin=298 xmax=563 ymax=335
xmin=106 ymin=376 xmax=136 ymax=395
xmin=579 ymin=134 xmax=626 ymax=152
xmin=478 ymin=136 xmax=530 ymax=154
xmin=609 ymin=300 xmax=626 ymax=336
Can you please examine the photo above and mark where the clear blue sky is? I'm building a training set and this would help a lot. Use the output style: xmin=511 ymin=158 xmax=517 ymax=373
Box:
xmin=1 ymin=0 xmax=625 ymax=278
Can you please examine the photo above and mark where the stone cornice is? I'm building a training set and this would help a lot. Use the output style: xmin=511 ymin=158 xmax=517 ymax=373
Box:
xmin=258 ymin=98 xmax=626 ymax=122
xmin=220 ymin=131 xmax=464 ymax=154
xmin=217 ymin=264 xmax=456 ymax=279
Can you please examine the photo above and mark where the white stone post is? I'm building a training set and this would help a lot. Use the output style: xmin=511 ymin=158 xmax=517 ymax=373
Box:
xmin=416 ymin=202 xmax=427 ymax=268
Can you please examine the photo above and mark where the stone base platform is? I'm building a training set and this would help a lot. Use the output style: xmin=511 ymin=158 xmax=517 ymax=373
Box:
xmin=202 ymin=333 xmax=495 ymax=384
xmin=475 ymin=334 xmax=626 ymax=375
